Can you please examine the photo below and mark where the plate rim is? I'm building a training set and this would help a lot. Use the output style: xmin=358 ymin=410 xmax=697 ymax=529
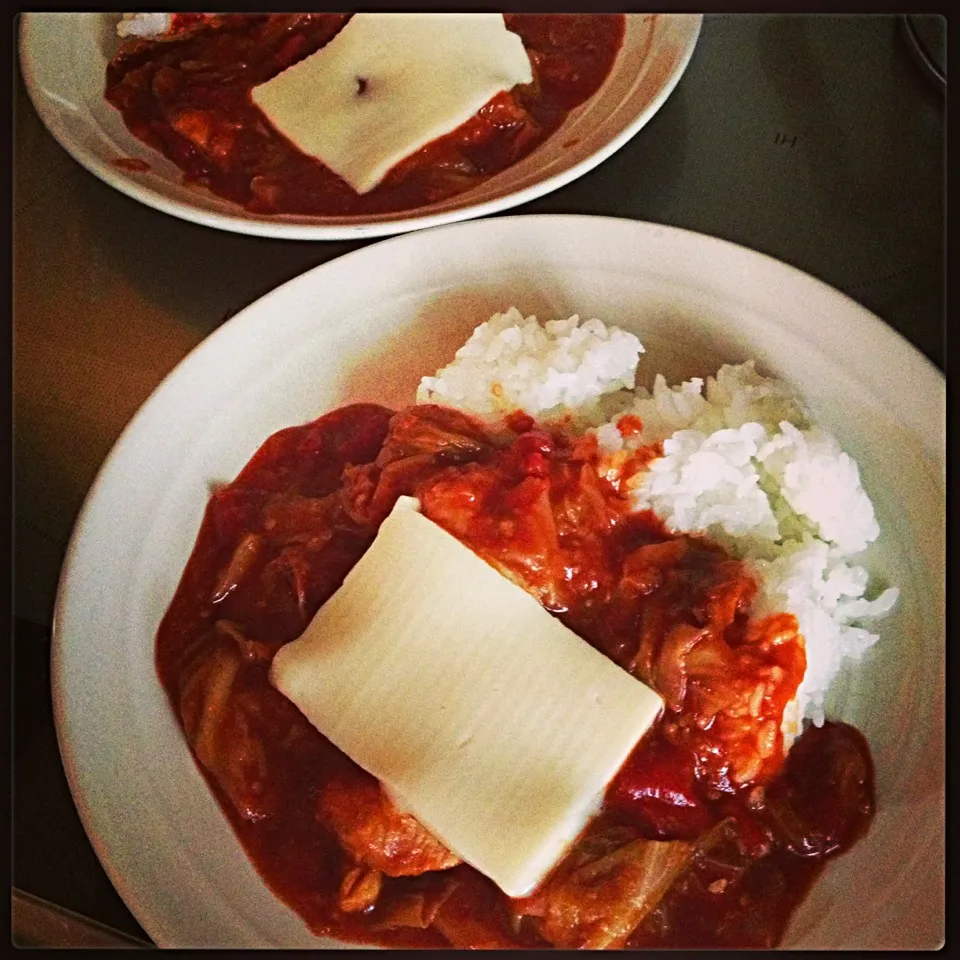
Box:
xmin=18 ymin=12 xmax=703 ymax=240
xmin=50 ymin=214 xmax=945 ymax=948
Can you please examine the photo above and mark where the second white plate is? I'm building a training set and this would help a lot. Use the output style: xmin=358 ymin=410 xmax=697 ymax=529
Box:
xmin=20 ymin=14 xmax=701 ymax=239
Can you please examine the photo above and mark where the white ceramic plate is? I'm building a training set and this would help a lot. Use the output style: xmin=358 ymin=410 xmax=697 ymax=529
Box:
xmin=19 ymin=13 xmax=701 ymax=240
xmin=52 ymin=216 xmax=945 ymax=949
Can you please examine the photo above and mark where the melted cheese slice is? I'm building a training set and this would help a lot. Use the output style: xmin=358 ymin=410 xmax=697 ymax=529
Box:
xmin=270 ymin=496 xmax=663 ymax=898
xmin=251 ymin=13 xmax=533 ymax=195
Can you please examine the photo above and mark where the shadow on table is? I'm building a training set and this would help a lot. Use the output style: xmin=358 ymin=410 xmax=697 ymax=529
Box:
xmin=75 ymin=169 xmax=369 ymax=334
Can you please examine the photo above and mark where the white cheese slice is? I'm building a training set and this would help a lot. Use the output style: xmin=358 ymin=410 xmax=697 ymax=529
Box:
xmin=270 ymin=496 xmax=663 ymax=898
xmin=251 ymin=13 xmax=533 ymax=195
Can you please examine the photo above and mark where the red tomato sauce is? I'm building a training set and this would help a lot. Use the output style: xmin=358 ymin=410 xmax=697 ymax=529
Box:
xmin=156 ymin=403 xmax=875 ymax=948
xmin=105 ymin=14 xmax=626 ymax=216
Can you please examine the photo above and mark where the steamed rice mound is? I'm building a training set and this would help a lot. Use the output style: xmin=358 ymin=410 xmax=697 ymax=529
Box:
xmin=418 ymin=308 xmax=898 ymax=740
xmin=417 ymin=307 xmax=644 ymax=426
xmin=117 ymin=12 xmax=175 ymax=37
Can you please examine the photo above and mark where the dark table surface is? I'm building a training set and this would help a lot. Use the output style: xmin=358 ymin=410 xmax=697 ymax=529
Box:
xmin=12 ymin=12 xmax=945 ymax=946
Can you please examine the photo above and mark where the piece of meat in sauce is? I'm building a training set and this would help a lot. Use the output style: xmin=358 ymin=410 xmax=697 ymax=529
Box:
xmin=318 ymin=767 xmax=461 ymax=914
xmin=317 ymin=770 xmax=461 ymax=878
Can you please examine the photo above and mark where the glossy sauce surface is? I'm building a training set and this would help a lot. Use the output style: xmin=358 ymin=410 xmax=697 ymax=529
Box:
xmin=105 ymin=14 xmax=625 ymax=215
xmin=156 ymin=404 xmax=875 ymax=948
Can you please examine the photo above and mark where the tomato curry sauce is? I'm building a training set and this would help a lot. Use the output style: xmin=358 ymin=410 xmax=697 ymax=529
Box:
xmin=105 ymin=14 xmax=625 ymax=216
xmin=156 ymin=403 xmax=875 ymax=949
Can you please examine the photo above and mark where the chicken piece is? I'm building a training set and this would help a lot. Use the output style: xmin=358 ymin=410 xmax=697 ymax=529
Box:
xmin=317 ymin=770 xmax=461 ymax=877
xmin=168 ymin=108 xmax=213 ymax=150
xmin=168 ymin=108 xmax=241 ymax=165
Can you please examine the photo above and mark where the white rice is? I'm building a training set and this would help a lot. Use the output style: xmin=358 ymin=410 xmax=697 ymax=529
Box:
xmin=417 ymin=308 xmax=899 ymax=741
xmin=417 ymin=307 xmax=643 ymax=427
xmin=746 ymin=538 xmax=897 ymax=728
xmin=117 ymin=13 xmax=174 ymax=39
